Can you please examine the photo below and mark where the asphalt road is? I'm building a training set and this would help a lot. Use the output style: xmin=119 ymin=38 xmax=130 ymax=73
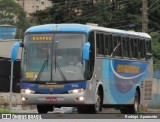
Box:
xmin=2 ymin=106 xmax=160 ymax=119
xmin=50 ymin=107 xmax=160 ymax=114
xmin=11 ymin=105 xmax=160 ymax=114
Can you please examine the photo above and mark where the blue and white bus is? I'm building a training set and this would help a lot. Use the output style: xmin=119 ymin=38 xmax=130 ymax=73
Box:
xmin=12 ymin=24 xmax=153 ymax=114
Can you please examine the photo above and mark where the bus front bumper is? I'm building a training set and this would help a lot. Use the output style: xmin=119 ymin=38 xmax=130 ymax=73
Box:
xmin=21 ymin=92 xmax=94 ymax=106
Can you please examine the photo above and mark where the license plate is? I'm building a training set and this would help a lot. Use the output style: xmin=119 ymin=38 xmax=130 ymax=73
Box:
xmin=46 ymin=97 xmax=57 ymax=102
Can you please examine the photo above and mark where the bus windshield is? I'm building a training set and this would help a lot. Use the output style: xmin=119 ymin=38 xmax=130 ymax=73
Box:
xmin=21 ymin=33 xmax=85 ymax=82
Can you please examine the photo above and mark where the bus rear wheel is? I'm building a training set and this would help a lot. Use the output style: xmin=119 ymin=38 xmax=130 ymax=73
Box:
xmin=120 ymin=91 xmax=140 ymax=114
xmin=131 ymin=91 xmax=140 ymax=113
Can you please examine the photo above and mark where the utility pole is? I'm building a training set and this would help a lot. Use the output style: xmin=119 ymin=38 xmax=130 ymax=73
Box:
xmin=23 ymin=0 xmax=25 ymax=9
xmin=92 ymin=0 xmax=96 ymax=5
xmin=142 ymin=0 xmax=148 ymax=32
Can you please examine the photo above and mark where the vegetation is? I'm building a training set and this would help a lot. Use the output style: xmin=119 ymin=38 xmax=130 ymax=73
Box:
xmin=149 ymin=104 xmax=160 ymax=109
xmin=0 ymin=108 xmax=13 ymax=113
xmin=150 ymin=31 xmax=160 ymax=67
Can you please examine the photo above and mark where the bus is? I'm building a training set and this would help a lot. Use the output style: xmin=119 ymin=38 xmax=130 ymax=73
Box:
xmin=11 ymin=24 xmax=153 ymax=114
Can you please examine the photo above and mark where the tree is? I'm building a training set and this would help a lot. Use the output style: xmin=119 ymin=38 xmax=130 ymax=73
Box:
xmin=0 ymin=0 xmax=30 ymax=38
xmin=150 ymin=31 xmax=160 ymax=67
xmin=49 ymin=0 xmax=66 ymax=3
xmin=107 ymin=0 xmax=142 ymax=30
xmin=148 ymin=0 xmax=160 ymax=32
xmin=31 ymin=0 xmax=90 ymax=24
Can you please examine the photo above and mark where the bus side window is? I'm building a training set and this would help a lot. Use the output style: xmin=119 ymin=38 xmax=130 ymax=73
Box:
xmin=113 ymin=36 xmax=117 ymax=57
xmin=126 ymin=37 xmax=130 ymax=58
xmin=108 ymin=35 xmax=113 ymax=56
xmin=102 ymin=34 xmax=105 ymax=56
xmin=145 ymin=40 xmax=151 ymax=59
xmin=114 ymin=36 xmax=122 ymax=57
xmin=134 ymin=39 xmax=139 ymax=59
xmin=146 ymin=40 xmax=151 ymax=53
xmin=96 ymin=32 xmax=104 ymax=56
xmin=139 ymin=39 xmax=145 ymax=59
xmin=104 ymin=35 xmax=109 ymax=55
xmin=96 ymin=33 xmax=99 ymax=54
xmin=131 ymin=38 xmax=135 ymax=58
xmin=131 ymin=38 xmax=138 ymax=59
xmin=122 ymin=37 xmax=126 ymax=57
xmin=137 ymin=39 xmax=140 ymax=59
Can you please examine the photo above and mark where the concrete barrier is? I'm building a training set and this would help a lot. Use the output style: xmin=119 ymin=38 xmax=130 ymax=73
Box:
xmin=0 ymin=93 xmax=22 ymax=105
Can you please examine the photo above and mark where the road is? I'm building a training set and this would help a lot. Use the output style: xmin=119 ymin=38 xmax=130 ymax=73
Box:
xmin=45 ymin=107 xmax=160 ymax=119
xmin=3 ymin=106 xmax=160 ymax=119
xmin=10 ymin=105 xmax=160 ymax=114
xmin=50 ymin=107 xmax=160 ymax=114
xmin=49 ymin=107 xmax=119 ymax=114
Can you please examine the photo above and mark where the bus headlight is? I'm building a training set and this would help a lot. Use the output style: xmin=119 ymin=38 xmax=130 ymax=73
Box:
xmin=21 ymin=89 xmax=35 ymax=94
xmin=68 ymin=88 xmax=84 ymax=94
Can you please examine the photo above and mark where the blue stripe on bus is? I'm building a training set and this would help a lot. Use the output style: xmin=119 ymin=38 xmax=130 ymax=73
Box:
xmin=102 ymin=59 xmax=149 ymax=104
xmin=20 ymin=81 xmax=86 ymax=94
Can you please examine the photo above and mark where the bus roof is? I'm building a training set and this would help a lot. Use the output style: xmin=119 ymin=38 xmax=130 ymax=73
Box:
xmin=90 ymin=25 xmax=151 ymax=39
xmin=25 ymin=24 xmax=151 ymax=39
xmin=25 ymin=24 xmax=90 ymax=33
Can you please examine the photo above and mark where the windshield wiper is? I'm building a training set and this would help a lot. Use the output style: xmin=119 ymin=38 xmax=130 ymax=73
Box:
xmin=54 ymin=40 xmax=67 ymax=81
xmin=35 ymin=54 xmax=48 ymax=82
xmin=35 ymin=59 xmax=48 ymax=82
xmin=55 ymin=61 xmax=67 ymax=81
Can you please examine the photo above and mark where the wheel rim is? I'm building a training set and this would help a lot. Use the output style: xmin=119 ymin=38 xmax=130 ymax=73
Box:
xmin=134 ymin=93 xmax=139 ymax=112
xmin=95 ymin=93 xmax=101 ymax=112
xmin=134 ymin=100 xmax=138 ymax=112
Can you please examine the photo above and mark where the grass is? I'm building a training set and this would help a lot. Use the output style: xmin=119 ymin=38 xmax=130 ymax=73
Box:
xmin=0 ymin=108 xmax=14 ymax=113
xmin=149 ymin=105 xmax=160 ymax=109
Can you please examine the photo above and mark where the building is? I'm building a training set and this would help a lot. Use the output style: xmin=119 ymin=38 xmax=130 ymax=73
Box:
xmin=16 ymin=0 xmax=52 ymax=16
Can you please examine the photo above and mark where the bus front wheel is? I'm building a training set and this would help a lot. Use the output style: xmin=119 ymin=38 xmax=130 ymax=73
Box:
xmin=37 ymin=105 xmax=54 ymax=114
xmin=77 ymin=91 xmax=103 ymax=113
xmin=90 ymin=90 xmax=103 ymax=113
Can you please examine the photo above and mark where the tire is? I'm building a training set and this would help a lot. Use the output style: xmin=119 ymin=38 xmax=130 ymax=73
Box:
xmin=37 ymin=105 xmax=49 ymax=114
xmin=77 ymin=107 xmax=88 ymax=113
xmin=96 ymin=91 xmax=102 ymax=112
xmin=131 ymin=91 xmax=140 ymax=114
xmin=120 ymin=107 xmax=128 ymax=114
xmin=77 ymin=91 xmax=103 ymax=114
xmin=120 ymin=91 xmax=140 ymax=114
xmin=90 ymin=91 xmax=102 ymax=113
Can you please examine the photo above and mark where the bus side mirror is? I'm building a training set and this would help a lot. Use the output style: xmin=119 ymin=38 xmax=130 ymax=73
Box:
xmin=11 ymin=42 xmax=23 ymax=62
xmin=146 ymin=52 xmax=152 ymax=60
xmin=83 ymin=42 xmax=90 ymax=61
